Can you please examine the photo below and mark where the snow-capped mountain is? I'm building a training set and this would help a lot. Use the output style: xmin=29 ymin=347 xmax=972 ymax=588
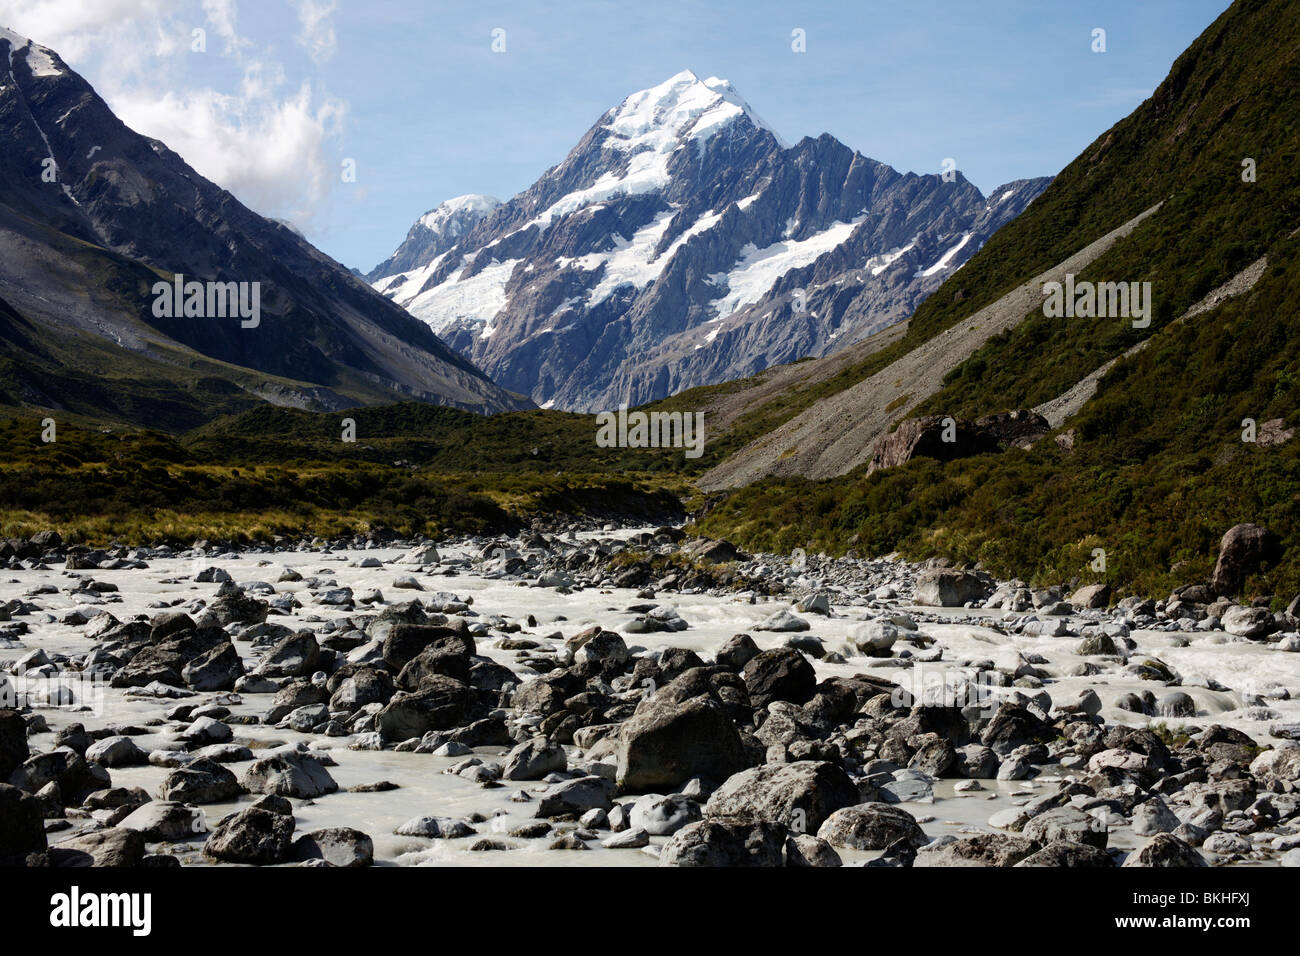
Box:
xmin=371 ymin=194 xmax=502 ymax=280
xmin=370 ymin=69 xmax=1051 ymax=411
xmin=0 ymin=26 xmax=529 ymax=427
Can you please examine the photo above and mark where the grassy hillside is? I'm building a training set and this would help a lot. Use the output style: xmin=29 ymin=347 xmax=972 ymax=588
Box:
xmin=697 ymin=0 xmax=1300 ymax=603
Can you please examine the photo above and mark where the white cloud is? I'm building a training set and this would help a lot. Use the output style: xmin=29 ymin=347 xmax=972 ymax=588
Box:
xmin=292 ymin=0 xmax=337 ymax=65
xmin=0 ymin=0 xmax=346 ymax=231
xmin=0 ymin=0 xmax=172 ymax=60
xmin=200 ymin=0 xmax=241 ymax=50
xmin=113 ymin=77 xmax=344 ymax=227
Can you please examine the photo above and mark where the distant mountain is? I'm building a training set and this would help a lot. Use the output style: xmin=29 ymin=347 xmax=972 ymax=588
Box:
xmin=370 ymin=70 xmax=1049 ymax=411
xmin=370 ymin=194 xmax=501 ymax=280
xmin=0 ymin=26 xmax=530 ymax=430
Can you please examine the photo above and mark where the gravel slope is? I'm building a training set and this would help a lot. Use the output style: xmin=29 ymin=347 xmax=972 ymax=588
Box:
xmin=699 ymin=203 xmax=1164 ymax=489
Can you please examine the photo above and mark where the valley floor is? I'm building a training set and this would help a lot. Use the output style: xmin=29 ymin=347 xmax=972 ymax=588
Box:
xmin=3 ymin=528 xmax=1298 ymax=867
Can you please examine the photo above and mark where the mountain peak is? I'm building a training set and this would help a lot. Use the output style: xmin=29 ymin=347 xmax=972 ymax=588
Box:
xmin=607 ymin=69 xmax=787 ymax=150
xmin=0 ymin=25 xmax=64 ymax=77
xmin=418 ymin=194 xmax=501 ymax=234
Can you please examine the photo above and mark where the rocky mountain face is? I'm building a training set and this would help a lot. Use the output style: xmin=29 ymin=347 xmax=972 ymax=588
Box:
xmin=0 ymin=27 xmax=530 ymax=428
xmin=370 ymin=195 xmax=502 ymax=280
xmin=370 ymin=70 xmax=1050 ymax=411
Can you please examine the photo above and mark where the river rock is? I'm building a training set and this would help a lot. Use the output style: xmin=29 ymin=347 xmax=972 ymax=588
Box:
xmin=915 ymin=569 xmax=985 ymax=607
xmin=502 ymin=738 xmax=568 ymax=781
xmin=288 ymin=827 xmax=374 ymax=867
xmin=1022 ymin=806 xmax=1108 ymax=849
xmin=914 ymin=832 xmax=1039 ymax=867
xmin=48 ymin=827 xmax=146 ymax=867
xmin=0 ymin=710 xmax=30 ymax=780
xmin=241 ymin=750 xmax=338 ymax=798
xmin=254 ymin=632 xmax=320 ymax=678
xmin=159 ymin=758 xmax=242 ymax=804
xmin=616 ymin=672 xmax=748 ymax=792
xmin=1015 ymin=841 xmax=1114 ymax=867
xmin=817 ymin=802 xmax=927 ymax=851
xmin=85 ymin=736 xmax=148 ymax=768
xmin=204 ymin=807 xmax=295 ymax=865
xmin=536 ymin=775 xmax=615 ymax=818
xmin=742 ymin=648 xmax=816 ymax=708
xmin=0 ymin=783 xmax=46 ymax=862
xmin=706 ymin=761 xmax=859 ymax=833
xmin=1211 ymin=524 xmax=1280 ymax=596
xmin=660 ymin=820 xmax=786 ymax=867
xmin=119 ymin=801 xmax=204 ymax=842
xmin=1121 ymin=833 xmax=1207 ymax=867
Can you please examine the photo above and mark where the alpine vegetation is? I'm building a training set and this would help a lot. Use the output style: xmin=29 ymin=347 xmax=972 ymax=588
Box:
xmin=595 ymin=403 xmax=705 ymax=458
xmin=1041 ymin=274 xmax=1153 ymax=328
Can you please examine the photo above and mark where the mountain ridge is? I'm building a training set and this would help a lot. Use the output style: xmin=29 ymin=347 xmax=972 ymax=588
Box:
xmin=0 ymin=24 xmax=531 ymax=430
xmin=370 ymin=69 xmax=1050 ymax=411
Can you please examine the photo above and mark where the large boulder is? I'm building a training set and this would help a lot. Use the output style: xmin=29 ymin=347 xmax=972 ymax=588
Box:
xmin=288 ymin=827 xmax=374 ymax=867
xmin=535 ymin=776 xmax=615 ymax=818
xmin=9 ymin=749 xmax=108 ymax=803
xmin=1021 ymin=806 xmax=1108 ymax=850
xmin=110 ymin=627 xmax=228 ymax=688
xmin=265 ymin=679 xmax=330 ymax=723
xmin=616 ymin=673 xmax=749 ymax=792
xmin=1250 ymin=748 xmax=1300 ymax=791
xmin=1016 ymin=841 xmax=1114 ymax=867
xmin=118 ymin=801 xmax=205 ymax=842
xmin=181 ymin=641 xmax=244 ymax=692
xmin=0 ymin=709 xmax=29 ymax=780
xmin=714 ymin=634 xmax=760 ymax=670
xmin=867 ymin=415 xmax=1002 ymax=474
xmin=914 ymin=832 xmax=1039 ymax=867
xmin=742 ymin=648 xmax=817 ymax=708
xmin=660 ymin=821 xmax=786 ymax=867
xmin=981 ymin=703 xmax=1051 ymax=755
xmin=1070 ymin=583 xmax=1112 ymax=609
xmin=85 ymin=736 xmax=148 ymax=768
xmin=241 ymin=750 xmax=338 ymax=799
xmin=396 ymin=643 xmax=472 ymax=688
xmin=502 ymin=738 xmax=567 ymax=781
xmin=376 ymin=677 xmax=474 ymax=742
xmin=254 ymin=632 xmax=320 ymax=679
xmin=382 ymin=624 xmax=473 ymax=673
xmin=914 ymin=569 xmax=986 ymax=607
xmin=204 ymin=807 xmax=295 ymax=865
xmin=816 ymin=803 xmax=928 ymax=851
xmin=206 ymin=592 xmax=268 ymax=627
xmin=705 ymin=761 xmax=859 ymax=834
xmin=158 ymin=758 xmax=242 ymax=804
xmin=1221 ymin=605 xmax=1275 ymax=639
xmin=48 ymin=827 xmax=146 ymax=867
xmin=1121 ymin=834 xmax=1207 ymax=868
xmin=573 ymin=629 xmax=631 ymax=675
xmin=329 ymin=668 xmax=395 ymax=712
xmin=149 ymin=611 xmax=196 ymax=642
xmin=0 ymin=783 xmax=46 ymax=863
xmin=511 ymin=671 xmax=584 ymax=717
xmin=1211 ymin=523 xmax=1281 ymax=596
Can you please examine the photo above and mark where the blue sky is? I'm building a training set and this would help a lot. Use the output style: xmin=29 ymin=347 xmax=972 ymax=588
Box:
xmin=2 ymin=0 xmax=1232 ymax=272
